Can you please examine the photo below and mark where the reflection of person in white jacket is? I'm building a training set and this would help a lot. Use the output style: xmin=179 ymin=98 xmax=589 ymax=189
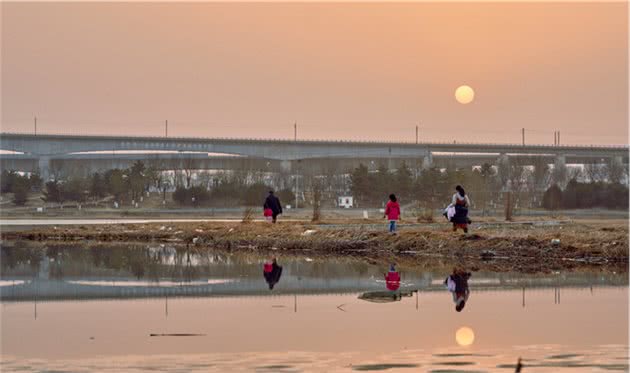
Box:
xmin=444 ymin=268 xmax=471 ymax=312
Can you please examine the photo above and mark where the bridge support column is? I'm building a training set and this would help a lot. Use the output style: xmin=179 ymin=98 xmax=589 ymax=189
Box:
xmin=496 ymin=153 xmax=510 ymax=187
xmin=422 ymin=153 xmax=433 ymax=169
xmin=497 ymin=153 xmax=509 ymax=165
xmin=554 ymin=154 xmax=566 ymax=168
xmin=280 ymin=160 xmax=292 ymax=172
xmin=552 ymin=154 xmax=567 ymax=185
xmin=37 ymin=156 xmax=52 ymax=180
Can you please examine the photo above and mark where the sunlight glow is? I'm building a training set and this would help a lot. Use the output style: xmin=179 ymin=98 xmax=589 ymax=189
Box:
xmin=455 ymin=327 xmax=475 ymax=346
xmin=455 ymin=85 xmax=475 ymax=104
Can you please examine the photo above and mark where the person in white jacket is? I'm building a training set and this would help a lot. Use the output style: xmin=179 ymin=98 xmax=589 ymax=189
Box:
xmin=449 ymin=185 xmax=472 ymax=233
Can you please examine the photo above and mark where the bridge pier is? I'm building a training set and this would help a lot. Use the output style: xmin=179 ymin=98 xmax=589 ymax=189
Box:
xmin=280 ymin=160 xmax=292 ymax=172
xmin=554 ymin=154 xmax=566 ymax=168
xmin=552 ymin=154 xmax=567 ymax=185
xmin=496 ymin=153 xmax=510 ymax=187
xmin=422 ymin=153 xmax=433 ymax=169
xmin=498 ymin=153 xmax=509 ymax=165
xmin=37 ymin=156 xmax=52 ymax=180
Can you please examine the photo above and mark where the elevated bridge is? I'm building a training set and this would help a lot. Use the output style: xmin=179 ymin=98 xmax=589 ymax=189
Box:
xmin=1 ymin=132 xmax=627 ymax=177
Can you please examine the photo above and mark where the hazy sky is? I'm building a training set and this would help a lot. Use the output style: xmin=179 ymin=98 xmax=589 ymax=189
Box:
xmin=1 ymin=2 xmax=628 ymax=145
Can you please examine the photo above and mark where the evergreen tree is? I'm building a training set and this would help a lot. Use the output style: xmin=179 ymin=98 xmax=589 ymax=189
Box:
xmin=106 ymin=169 xmax=126 ymax=202
xmin=11 ymin=176 xmax=30 ymax=206
xmin=542 ymin=184 xmax=562 ymax=210
xmin=42 ymin=180 xmax=64 ymax=204
xmin=350 ymin=164 xmax=370 ymax=206
xmin=89 ymin=173 xmax=107 ymax=200
xmin=396 ymin=161 xmax=413 ymax=202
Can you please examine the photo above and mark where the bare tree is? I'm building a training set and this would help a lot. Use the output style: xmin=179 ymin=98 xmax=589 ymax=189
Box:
xmin=531 ymin=158 xmax=551 ymax=191
xmin=584 ymin=161 xmax=607 ymax=183
xmin=311 ymin=181 xmax=322 ymax=222
xmin=606 ymin=158 xmax=625 ymax=184
xmin=551 ymin=163 xmax=568 ymax=189
xmin=182 ymin=156 xmax=195 ymax=188
xmin=503 ymin=160 xmax=530 ymax=221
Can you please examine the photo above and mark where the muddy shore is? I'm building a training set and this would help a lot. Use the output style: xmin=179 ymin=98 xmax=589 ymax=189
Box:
xmin=1 ymin=220 xmax=628 ymax=273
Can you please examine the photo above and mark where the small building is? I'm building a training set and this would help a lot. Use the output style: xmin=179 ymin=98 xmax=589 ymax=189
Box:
xmin=338 ymin=196 xmax=353 ymax=208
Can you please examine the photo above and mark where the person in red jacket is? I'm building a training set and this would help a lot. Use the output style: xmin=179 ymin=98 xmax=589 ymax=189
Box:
xmin=384 ymin=194 xmax=401 ymax=234
xmin=384 ymin=263 xmax=401 ymax=291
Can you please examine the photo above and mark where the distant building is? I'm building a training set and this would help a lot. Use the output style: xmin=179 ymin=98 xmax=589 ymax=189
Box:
xmin=338 ymin=196 xmax=353 ymax=208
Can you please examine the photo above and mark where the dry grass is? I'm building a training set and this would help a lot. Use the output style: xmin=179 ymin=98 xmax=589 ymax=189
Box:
xmin=2 ymin=220 xmax=627 ymax=274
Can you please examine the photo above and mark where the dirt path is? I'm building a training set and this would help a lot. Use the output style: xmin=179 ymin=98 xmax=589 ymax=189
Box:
xmin=1 ymin=220 xmax=627 ymax=274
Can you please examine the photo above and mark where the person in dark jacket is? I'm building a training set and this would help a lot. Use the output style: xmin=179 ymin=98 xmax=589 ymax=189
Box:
xmin=263 ymin=191 xmax=283 ymax=223
xmin=263 ymin=258 xmax=283 ymax=290
xmin=444 ymin=268 xmax=471 ymax=312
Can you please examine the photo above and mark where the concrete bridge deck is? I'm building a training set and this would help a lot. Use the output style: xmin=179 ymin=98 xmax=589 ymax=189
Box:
xmin=1 ymin=132 xmax=627 ymax=176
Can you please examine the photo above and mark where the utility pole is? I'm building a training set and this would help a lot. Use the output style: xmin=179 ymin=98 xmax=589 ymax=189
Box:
xmin=416 ymin=125 xmax=419 ymax=144
xmin=557 ymin=131 xmax=560 ymax=145
xmin=554 ymin=131 xmax=556 ymax=145
xmin=295 ymin=172 xmax=298 ymax=209
xmin=522 ymin=128 xmax=525 ymax=146
xmin=165 ymin=120 xmax=168 ymax=137
xmin=34 ymin=117 xmax=37 ymax=136
xmin=294 ymin=122 xmax=298 ymax=209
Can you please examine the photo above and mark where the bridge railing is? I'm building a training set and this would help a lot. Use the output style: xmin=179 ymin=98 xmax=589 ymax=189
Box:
xmin=1 ymin=131 xmax=628 ymax=149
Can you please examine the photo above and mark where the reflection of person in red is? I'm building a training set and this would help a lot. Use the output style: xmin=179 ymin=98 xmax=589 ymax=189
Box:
xmin=384 ymin=264 xmax=400 ymax=291
xmin=263 ymin=258 xmax=283 ymax=290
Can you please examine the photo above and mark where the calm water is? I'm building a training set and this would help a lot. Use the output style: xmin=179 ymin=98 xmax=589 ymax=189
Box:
xmin=1 ymin=243 xmax=628 ymax=372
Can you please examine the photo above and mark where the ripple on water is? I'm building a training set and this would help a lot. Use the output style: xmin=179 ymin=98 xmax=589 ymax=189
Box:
xmin=432 ymin=354 xmax=492 ymax=358
xmin=546 ymin=353 xmax=583 ymax=359
xmin=256 ymin=364 xmax=293 ymax=369
xmin=352 ymin=363 xmax=420 ymax=371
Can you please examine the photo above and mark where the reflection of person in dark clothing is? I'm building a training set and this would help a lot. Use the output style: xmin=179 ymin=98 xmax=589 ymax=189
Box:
xmin=264 ymin=191 xmax=283 ymax=223
xmin=444 ymin=268 xmax=471 ymax=312
xmin=263 ymin=258 xmax=283 ymax=290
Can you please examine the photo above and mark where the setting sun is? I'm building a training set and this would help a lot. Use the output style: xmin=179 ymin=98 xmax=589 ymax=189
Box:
xmin=455 ymin=85 xmax=475 ymax=104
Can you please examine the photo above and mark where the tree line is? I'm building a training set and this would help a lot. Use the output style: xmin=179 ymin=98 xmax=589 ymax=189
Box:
xmin=1 ymin=171 xmax=43 ymax=206
xmin=542 ymin=180 xmax=628 ymax=210
xmin=349 ymin=159 xmax=629 ymax=214
xmin=2 ymin=156 xmax=627 ymax=214
xmin=2 ymin=161 xmax=296 ymax=208
xmin=172 ymin=182 xmax=294 ymax=207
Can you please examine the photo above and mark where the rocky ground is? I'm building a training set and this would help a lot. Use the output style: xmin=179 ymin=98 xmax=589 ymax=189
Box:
xmin=1 ymin=220 xmax=627 ymax=273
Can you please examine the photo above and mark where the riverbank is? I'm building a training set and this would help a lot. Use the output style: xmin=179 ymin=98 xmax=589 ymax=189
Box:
xmin=1 ymin=220 xmax=627 ymax=274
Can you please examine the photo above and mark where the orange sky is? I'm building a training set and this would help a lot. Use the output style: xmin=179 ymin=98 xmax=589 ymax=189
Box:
xmin=1 ymin=2 xmax=628 ymax=145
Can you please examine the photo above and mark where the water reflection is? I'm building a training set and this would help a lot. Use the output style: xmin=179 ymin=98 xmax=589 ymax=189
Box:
xmin=1 ymin=290 xmax=627 ymax=372
xmin=444 ymin=268 xmax=472 ymax=312
xmin=455 ymin=326 xmax=475 ymax=346
xmin=384 ymin=263 xmax=400 ymax=291
xmin=0 ymin=242 xmax=627 ymax=302
xmin=358 ymin=290 xmax=416 ymax=303
xmin=263 ymin=258 xmax=283 ymax=290
xmin=1 ymin=243 xmax=628 ymax=372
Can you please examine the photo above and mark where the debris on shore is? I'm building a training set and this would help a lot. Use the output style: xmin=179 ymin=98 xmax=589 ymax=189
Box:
xmin=1 ymin=221 xmax=627 ymax=273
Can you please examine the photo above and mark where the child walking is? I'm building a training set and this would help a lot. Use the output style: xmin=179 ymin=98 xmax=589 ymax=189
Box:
xmin=384 ymin=194 xmax=401 ymax=234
